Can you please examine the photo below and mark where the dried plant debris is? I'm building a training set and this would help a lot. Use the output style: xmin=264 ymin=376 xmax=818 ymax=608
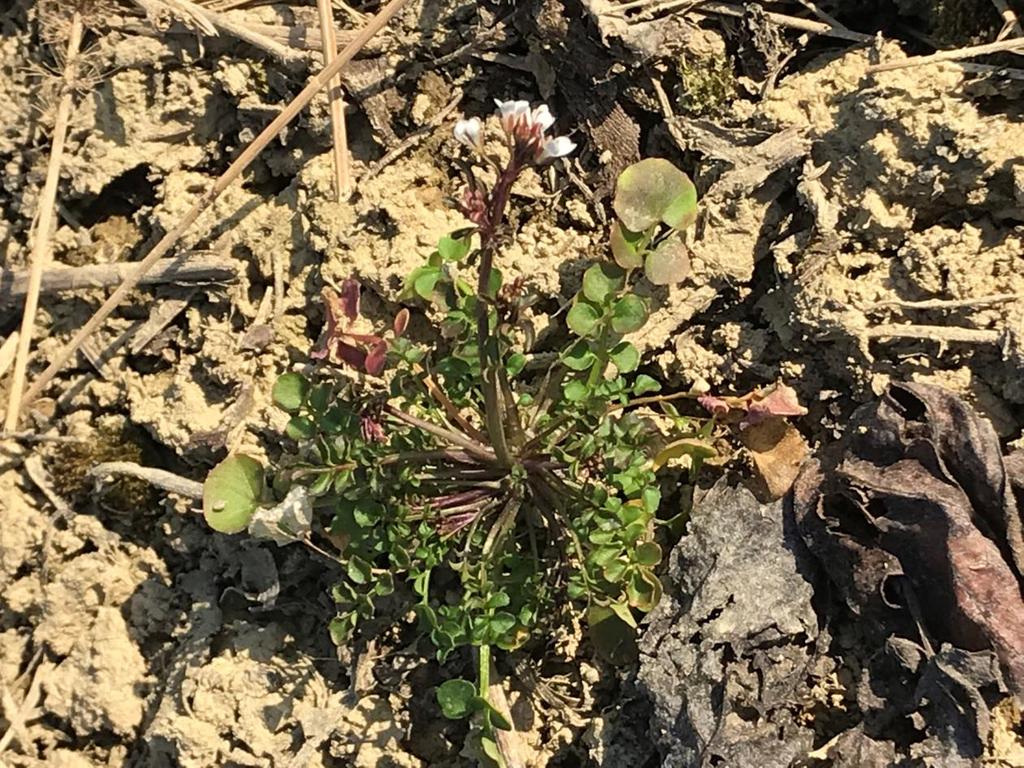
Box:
xmin=793 ymin=381 xmax=1024 ymax=763
xmin=637 ymin=480 xmax=822 ymax=767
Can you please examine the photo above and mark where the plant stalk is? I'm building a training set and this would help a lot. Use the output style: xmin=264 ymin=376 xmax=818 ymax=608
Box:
xmin=384 ymin=404 xmax=495 ymax=462
xmin=4 ymin=11 xmax=84 ymax=431
xmin=474 ymin=163 xmax=520 ymax=467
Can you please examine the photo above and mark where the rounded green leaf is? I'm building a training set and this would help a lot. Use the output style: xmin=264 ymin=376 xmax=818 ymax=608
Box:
xmin=347 ymin=554 xmax=372 ymax=585
xmin=661 ymin=177 xmax=699 ymax=230
xmin=632 ymin=374 xmax=661 ymax=396
xmin=409 ymin=266 xmax=441 ymax=299
xmin=563 ymin=340 xmax=597 ymax=371
xmin=564 ymin=380 xmax=589 ymax=402
xmin=582 ymin=263 xmax=625 ymax=304
xmin=645 ymin=234 xmax=692 ymax=286
xmin=626 ymin=568 xmax=663 ymax=612
xmin=437 ymin=679 xmax=476 ymax=719
xmin=308 ymin=383 xmax=331 ymax=414
xmin=506 ymin=352 xmax=526 ymax=377
xmin=614 ymin=158 xmax=698 ymax=232
xmin=286 ymin=416 xmax=316 ymax=440
xmin=610 ymin=221 xmax=645 ymax=269
xmin=438 ymin=233 xmax=472 ymax=262
xmin=635 ymin=541 xmax=663 ymax=566
xmin=610 ymin=341 xmax=639 ymax=373
xmin=567 ymin=301 xmax=600 ymax=337
xmin=610 ymin=294 xmax=648 ymax=334
xmin=203 ymin=455 xmax=264 ymax=534
xmin=272 ymin=373 xmax=308 ymax=412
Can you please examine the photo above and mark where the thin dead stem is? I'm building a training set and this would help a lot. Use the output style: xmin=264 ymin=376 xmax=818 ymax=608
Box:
xmin=4 ymin=12 xmax=84 ymax=432
xmin=867 ymin=37 xmax=1024 ymax=73
xmin=19 ymin=0 xmax=412 ymax=412
xmin=0 ymin=332 xmax=19 ymax=380
xmin=316 ymin=0 xmax=351 ymax=199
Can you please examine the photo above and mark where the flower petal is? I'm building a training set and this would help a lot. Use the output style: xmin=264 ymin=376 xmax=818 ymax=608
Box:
xmin=539 ymin=136 xmax=576 ymax=161
xmin=532 ymin=104 xmax=555 ymax=132
xmin=453 ymin=117 xmax=482 ymax=148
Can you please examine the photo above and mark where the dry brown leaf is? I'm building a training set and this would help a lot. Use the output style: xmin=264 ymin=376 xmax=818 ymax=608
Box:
xmin=740 ymin=417 xmax=808 ymax=500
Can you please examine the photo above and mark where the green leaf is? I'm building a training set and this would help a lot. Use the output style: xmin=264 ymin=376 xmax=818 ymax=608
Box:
xmin=476 ymin=697 xmax=513 ymax=731
xmin=645 ymin=234 xmax=691 ymax=286
xmin=661 ymin=176 xmax=699 ymax=231
xmin=486 ymin=268 xmax=503 ymax=298
xmin=563 ymin=340 xmax=596 ymax=371
xmin=309 ymin=470 xmax=334 ymax=495
xmin=582 ymin=263 xmax=624 ymax=304
xmin=272 ymin=373 xmax=308 ymax=412
xmin=564 ymin=380 xmax=589 ymax=402
xmin=632 ymin=374 xmax=661 ymax=396
xmin=437 ymin=679 xmax=476 ymax=720
xmin=610 ymin=600 xmax=639 ymax=630
xmin=626 ymin=568 xmax=663 ymax=612
xmin=353 ymin=501 xmax=382 ymax=527
xmin=390 ymin=546 xmax=411 ymax=569
xmin=609 ymin=341 xmax=639 ymax=373
xmin=643 ymin=486 xmax=661 ymax=515
xmin=566 ymin=301 xmax=600 ymax=337
xmin=308 ymin=384 xmax=331 ymax=414
xmin=610 ymin=221 xmax=645 ymax=269
xmin=285 ymin=416 xmax=316 ymax=440
xmin=203 ymin=455 xmax=264 ymax=534
xmin=635 ymin=541 xmax=663 ymax=566
xmin=614 ymin=158 xmax=698 ymax=232
xmin=408 ymin=266 xmax=442 ymax=299
xmin=485 ymin=592 xmax=511 ymax=610
xmin=375 ymin=571 xmax=395 ymax=596
xmin=346 ymin=554 xmax=372 ymax=585
xmin=610 ymin=295 xmax=648 ymax=334
xmin=592 ymin=545 xmax=623 ymax=567
xmin=329 ymin=613 xmax=356 ymax=645
xmin=653 ymin=438 xmax=717 ymax=470
xmin=489 ymin=612 xmax=517 ymax=638
xmin=506 ymin=352 xmax=526 ymax=377
xmin=481 ymin=734 xmax=505 ymax=765
xmin=602 ymin=558 xmax=629 ymax=582
xmin=438 ymin=232 xmax=472 ymax=262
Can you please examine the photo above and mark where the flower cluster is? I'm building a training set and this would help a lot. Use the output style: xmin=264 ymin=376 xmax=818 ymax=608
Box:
xmin=454 ymin=99 xmax=575 ymax=165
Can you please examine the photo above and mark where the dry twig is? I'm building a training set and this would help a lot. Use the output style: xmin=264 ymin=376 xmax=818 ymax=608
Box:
xmin=132 ymin=0 xmax=304 ymax=65
xmin=316 ymin=0 xmax=351 ymax=199
xmin=603 ymin=0 xmax=872 ymax=43
xmin=864 ymin=293 xmax=1023 ymax=312
xmin=0 ymin=332 xmax=18 ymax=380
xmin=90 ymin=460 xmax=203 ymax=499
xmin=991 ymin=0 xmax=1024 ymax=40
xmin=4 ymin=12 xmax=85 ymax=432
xmin=20 ymin=0 xmax=412 ymax=411
xmin=867 ymin=37 xmax=1024 ymax=73
xmin=863 ymin=324 xmax=1003 ymax=344
xmin=0 ymin=655 xmax=47 ymax=755
xmin=0 ymin=255 xmax=239 ymax=310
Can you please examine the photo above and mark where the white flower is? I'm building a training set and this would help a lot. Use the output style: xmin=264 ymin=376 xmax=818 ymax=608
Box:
xmin=493 ymin=99 xmax=576 ymax=164
xmin=494 ymin=99 xmax=531 ymax=134
xmin=453 ymin=117 xmax=483 ymax=150
xmin=538 ymin=136 xmax=576 ymax=162
xmin=531 ymin=104 xmax=555 ymax=132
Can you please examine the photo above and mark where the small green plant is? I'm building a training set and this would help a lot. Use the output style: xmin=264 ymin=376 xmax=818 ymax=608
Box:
xmin=203 ymin=101 xmax=703 ymax=764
